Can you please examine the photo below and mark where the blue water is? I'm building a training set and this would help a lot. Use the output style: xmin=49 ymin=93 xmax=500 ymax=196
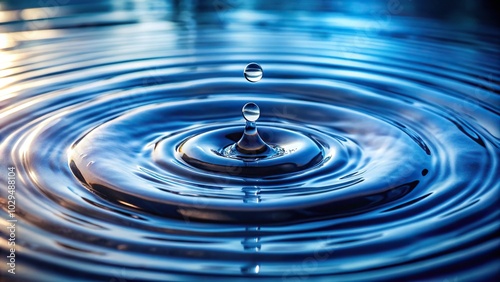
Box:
xmin=0 ymin=1 xmax=499 ymax=281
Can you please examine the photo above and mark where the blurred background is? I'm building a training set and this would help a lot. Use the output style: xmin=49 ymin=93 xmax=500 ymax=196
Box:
xmin=0 ymin=0 xmax=499 ymax=34
xmin=1 ymin=0 xmax=498 ymax=60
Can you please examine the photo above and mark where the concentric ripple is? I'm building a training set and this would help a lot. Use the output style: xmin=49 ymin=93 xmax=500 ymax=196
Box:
xmin=0 ymin=5 xmax=499 ymax=282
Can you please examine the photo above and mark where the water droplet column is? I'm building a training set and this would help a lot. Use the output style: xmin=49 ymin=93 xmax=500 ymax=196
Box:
xmin=236 ymin=102 xmax=273 ymax=154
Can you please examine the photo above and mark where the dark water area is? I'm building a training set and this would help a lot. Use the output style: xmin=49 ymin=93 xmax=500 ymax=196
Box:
xmin=0 ymin=0 xmax=499 ymax=281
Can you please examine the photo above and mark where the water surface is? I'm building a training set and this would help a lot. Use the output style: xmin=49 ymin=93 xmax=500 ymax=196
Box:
xmin=0 ymin=1 xmax=499 ymax=281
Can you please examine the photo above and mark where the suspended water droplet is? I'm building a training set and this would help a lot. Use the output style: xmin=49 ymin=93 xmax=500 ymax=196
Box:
xmin=244 ymin=62 xmax=263 ymax=83
xmin=242 ymin=102 xmax=260 ymax=122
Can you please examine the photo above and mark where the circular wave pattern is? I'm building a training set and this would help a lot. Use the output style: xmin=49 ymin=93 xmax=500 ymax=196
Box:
xmin=0 ymin=9 xmax=499 ymax=282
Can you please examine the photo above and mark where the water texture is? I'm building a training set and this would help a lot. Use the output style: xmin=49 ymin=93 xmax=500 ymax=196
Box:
xmin=0 ymin=1 xmax=499 ymax=281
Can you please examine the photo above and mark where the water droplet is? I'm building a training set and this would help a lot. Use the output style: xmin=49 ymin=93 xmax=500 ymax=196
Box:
xmin=242 ymin=102 xmax=260 ymax=122
xmin=236 ymin=102 xmax=273 ymax=155
xmin=244 ymin=62 xmax=263 ymax=83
